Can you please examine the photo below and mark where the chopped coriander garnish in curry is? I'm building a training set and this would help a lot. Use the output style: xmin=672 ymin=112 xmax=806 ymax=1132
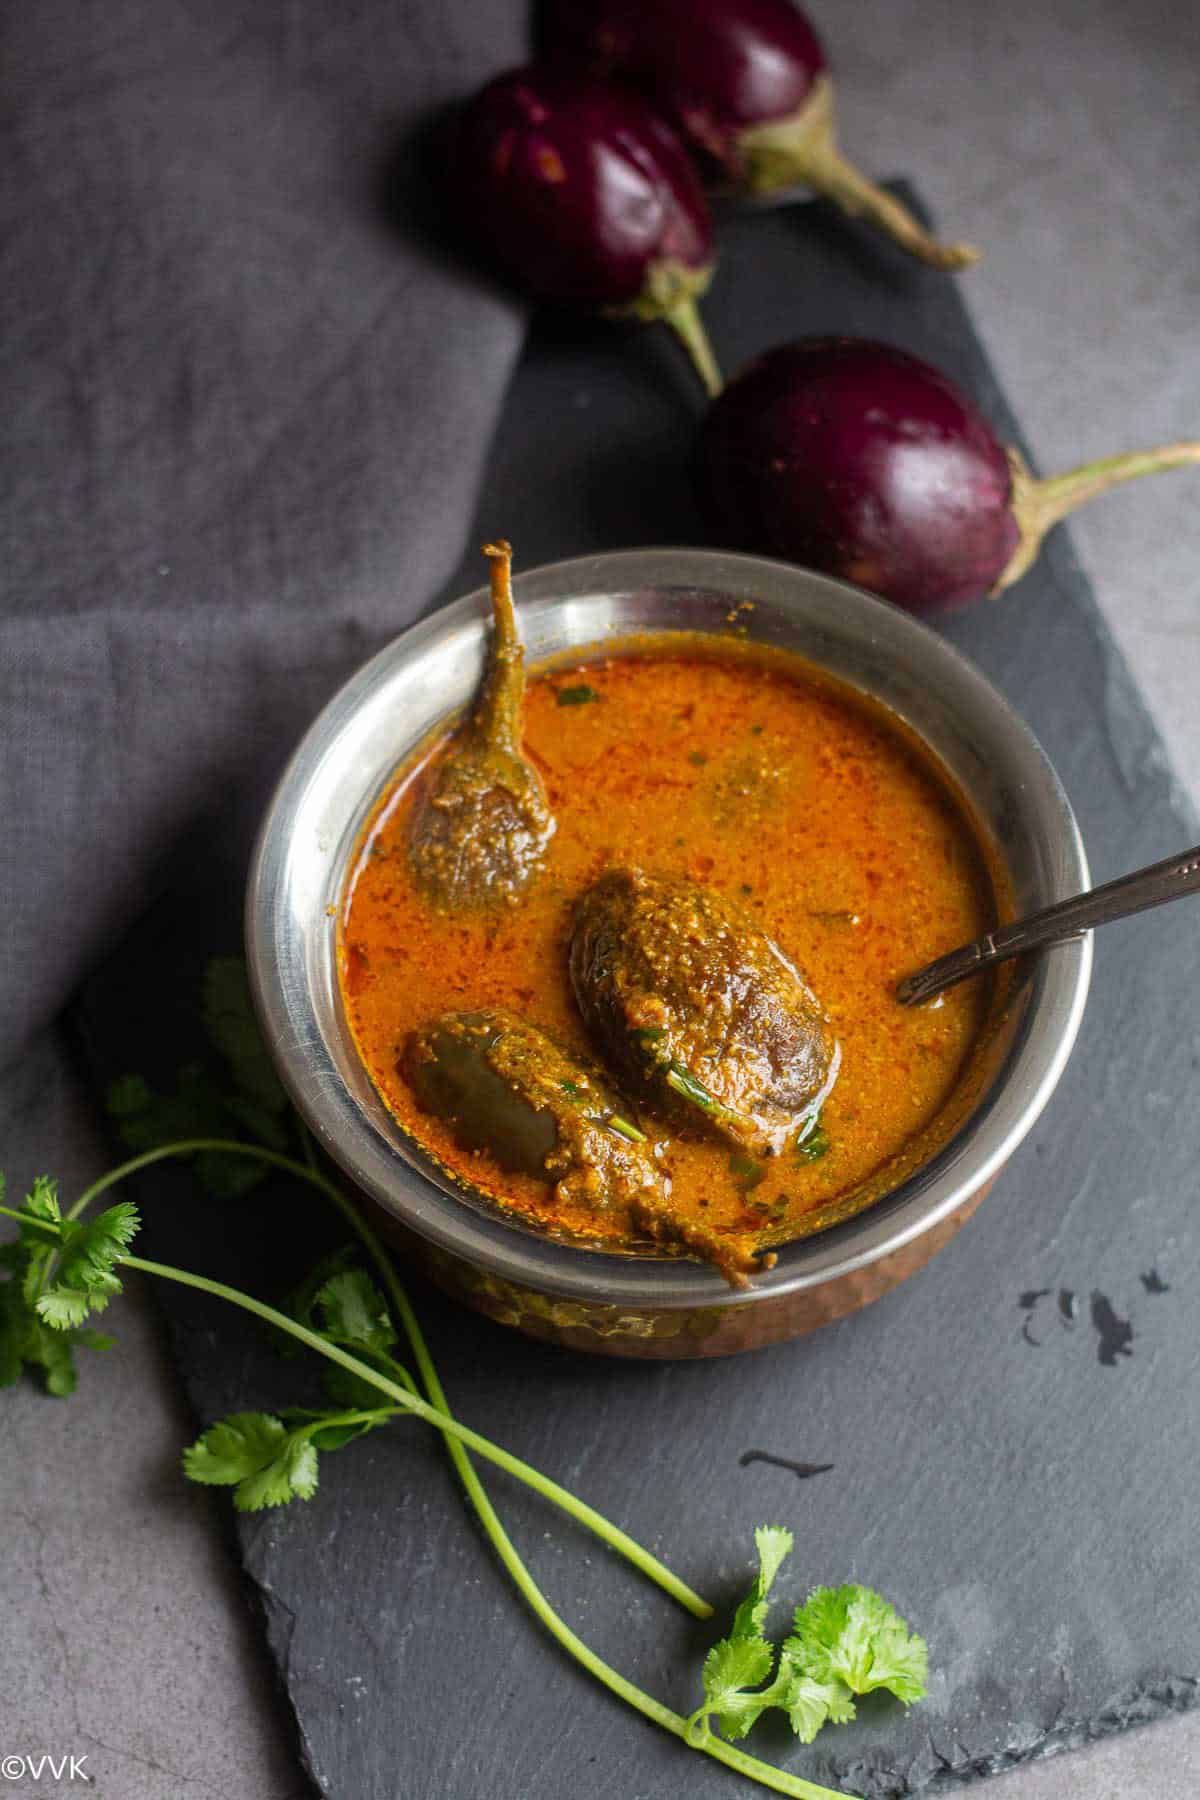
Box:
xmin=795 ymin=1115 xmax=831 ymax=1162
xmin=730 ymin=1154 xmax=768 ymax=1192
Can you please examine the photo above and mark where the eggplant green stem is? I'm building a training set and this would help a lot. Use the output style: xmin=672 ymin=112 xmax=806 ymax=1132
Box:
xmin=475 ymin=539 xmax=526 ymax=754
xmin=666 ymin=298 xmax=723 ymax=399
xmin=610 ymin=258 xmax=722 ymax=398
xmin=998 ymin=440 xmax=1200 ymax=591
xmin=739 ymin=75 xmax=978 ymax=273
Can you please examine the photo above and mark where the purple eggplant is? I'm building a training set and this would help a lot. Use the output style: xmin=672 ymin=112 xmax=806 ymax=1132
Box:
xmin=695 ymin=337 xmax=1200 ymax=612
xmin=455 ymin=64 xmax=720 ymax=395
xmin=540 ymin=0 xmax=977 ymax=271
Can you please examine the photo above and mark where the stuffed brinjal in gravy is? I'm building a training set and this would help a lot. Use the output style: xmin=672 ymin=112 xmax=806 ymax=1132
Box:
xmin=404 ymin=1008 xmax=763 ymax=1285
xmin=405 ymin=1008 xmax=655 ymax=1199
xmin=340 ymin=592 xmax=1004 ymax=1287
xmin=570 ymin=868 xmax=837 ymax=1156
xmin=409 ymin=541 xmax=554 ymax=910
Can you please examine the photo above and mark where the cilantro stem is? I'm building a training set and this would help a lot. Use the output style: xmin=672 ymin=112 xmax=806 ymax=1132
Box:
xmin=295 ymin=1406 xmax=400 ymax=1433
xmin=3 ymin=1171 xmax=708 ymax=1618
xmin=665 ymin=1064 xmax=743 ymax=1129
xmin=275 ymin=1157 xmax=851 ymax=1796
xmin=8 ymin=1135 xmax=864 ymax=1797
xmin=114 ymin=1247 xmax=711 ymax=1615
xmin=301 ymin=1153 xmax=701 ymax=1734
xmin=310 ymin=1254 xmax=853 ymax=1800
xmin=605 ymin=1114 xmax=647 ymax=1144
xmin=693 ymin=1736 xmax=851 ymax=1797
xmin=117 ymin=1256 xmax=844 ymax=1796
xmin=63 ymin=1139 xmax=292 ymax=1222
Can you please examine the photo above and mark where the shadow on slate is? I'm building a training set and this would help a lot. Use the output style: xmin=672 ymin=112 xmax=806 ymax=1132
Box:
xmin=76 ymin=187 xmax=1200 ymax=1800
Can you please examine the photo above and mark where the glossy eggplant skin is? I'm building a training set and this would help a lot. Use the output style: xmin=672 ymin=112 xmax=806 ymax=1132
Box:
xmin=454 ymin=64 xmax=713 ymax=308
xmin=540 ymin=0 xmax=827 ymax=176
xmin=570 ymin=868 xmax=835 ymax=1156
xmin=694 ymin=338 xmax=1021 ymax=612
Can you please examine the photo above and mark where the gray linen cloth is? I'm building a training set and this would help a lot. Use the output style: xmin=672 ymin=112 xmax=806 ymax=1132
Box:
xmin=2 ymin=1 xmax=525 ymax=1176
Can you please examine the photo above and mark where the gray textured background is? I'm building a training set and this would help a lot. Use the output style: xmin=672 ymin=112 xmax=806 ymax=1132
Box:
xmin=4 ymin=0 xmax=1200 ymax=1796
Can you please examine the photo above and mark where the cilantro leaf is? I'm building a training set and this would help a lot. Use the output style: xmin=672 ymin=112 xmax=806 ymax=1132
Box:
xmin=795 ymin=1114 xmax=830 ymax=1162
xmin=729 ymin=1154 xmax=767 ymax=1193
xmin=0 ymin=1279 xmax=81 ymax=1393
xmin=702 ymin=1636 xmax=776 ymax=1740
xmin=35 ymin=1287 xmax=95 ymax=1330
xmin=288 ymin=1259 xmax=407 ymax=1407
xmin=665 ymin=1062 xmax=744 ymax=1131
xmin=690 ymin=1527 xmax=795 ymax=1743
xmin=23 ymin=1176 xmax=62 ymax=1225
xmin=201 ymin=957 xmax=290 ymax=1133
xmin=183 ymin=1411 xmax=321 ymax=1512
xmin=35 ymin=1327 xmax=83 ymax=1397
xmin=690 ymin=1532 xmax=927 ymax=1755
xmin=183 ymin=1412 xmax=288 ymax=1483
xmin=321 ymin=1360 xmax=398 ymax=1411
xmin=107 ymin=1065 xmax=273 ymax=1197
xmin=37 ymin=1201 xmax=140 ymax=1326
xmin=237 ymin=1433 xmax=320 ymax=1511
xmin=730 ymin=1524 xmax=794 ymax=1640
xmin=17 ymin=1177 xmax=62 ymax=1306
xmin=279 ymin=1250 xmax=409 ymax=1409
xmin=786 ymin=1584 xmax=928 ymax=1704
xmin=0 ymin=1179 xmax=119 ymax=1393
xmin=777 ymin=1670 xmax=857 ymax=1743
xmin=107 ymin=961 xmax=291 ymax=1198
xmin=184 ymin=1386 xmax=404 ymax=1512
xmin=705 ymin=1636 xmax=776 ymax=1696
xmin=280 ymin=1243 xmax=360 ymax=1337
xmin=314 ymin=1270 xmax=397 ymax=1358
xmin=555 ymin=684 xmax=600 ymax=706
xmin=56 ymin=1201 xmax=139 ymax=1294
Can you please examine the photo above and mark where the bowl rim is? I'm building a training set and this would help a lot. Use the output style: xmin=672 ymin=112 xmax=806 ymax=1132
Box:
xmin=246 ymin=547 xmax=1092 ymax=1312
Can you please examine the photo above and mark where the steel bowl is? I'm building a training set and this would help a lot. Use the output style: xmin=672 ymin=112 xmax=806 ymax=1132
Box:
xmin=246 ymin=549 xmax=1091 ymax=1358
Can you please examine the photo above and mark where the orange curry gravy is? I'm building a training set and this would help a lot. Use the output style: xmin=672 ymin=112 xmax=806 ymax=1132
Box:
xmin=339 ymin=636 xmax=1006 ymax=1272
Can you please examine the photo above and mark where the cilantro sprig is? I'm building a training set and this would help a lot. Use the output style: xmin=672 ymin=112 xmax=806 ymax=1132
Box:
xmin=183 ymin=1266 xmax=407 ymax=1509
xmin=688 ymin=1530 xmax=928 ymax=1750
xmin=0 ymin=1176 xmax=117 ymax=1394
xmin=0 ymin=957 xmax=927 ymax=1800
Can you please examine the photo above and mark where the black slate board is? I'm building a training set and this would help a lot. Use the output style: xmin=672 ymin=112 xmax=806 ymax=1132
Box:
xmin=79 ymin=188 xmax=1200 ymax=1800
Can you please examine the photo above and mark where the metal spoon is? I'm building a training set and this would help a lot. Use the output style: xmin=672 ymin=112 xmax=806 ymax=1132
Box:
xmin=896 ymin=844 xmax=1200 ymax=1007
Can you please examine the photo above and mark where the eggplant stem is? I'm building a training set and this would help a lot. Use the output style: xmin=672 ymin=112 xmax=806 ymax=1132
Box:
xmin=608 ymin=258 xmax=722 ymax=398
xmin=997 ymin=441 xmax=1200 ymax=592
xmin=475 ymin=539 xmax=526 ymax=752
xmin=738 ymin=75 xmax=979 ymax=273
xmin=665 ymin=298 xmax=722 ymax=399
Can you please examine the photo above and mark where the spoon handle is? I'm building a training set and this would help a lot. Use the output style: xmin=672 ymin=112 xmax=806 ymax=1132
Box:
xmin=897 ymin=843 xmax=1200 ymax=1007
